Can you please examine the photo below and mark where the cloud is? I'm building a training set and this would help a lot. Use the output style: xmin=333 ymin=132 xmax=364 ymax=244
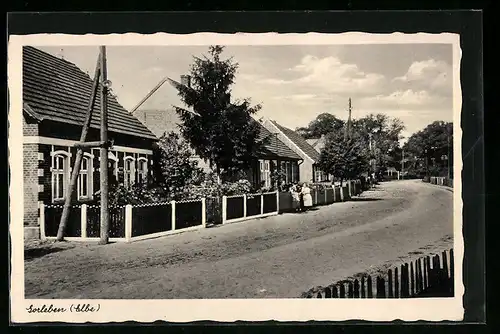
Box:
xmin=393 ymin=59 xmax=452 ymax=94
xmin=272 ymin=94 xmax=318 ymax=101
xmin=255 ymin=55 xmax=386 ymax=96
xmin=362 ymin=89 xmax=448 ymax=108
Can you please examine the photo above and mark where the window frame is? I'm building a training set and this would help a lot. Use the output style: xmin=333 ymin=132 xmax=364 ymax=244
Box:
xmin=137 ymin=157 xmax=148 ymax=184
xmin=123 ymin=156 xmax=136 ymax=188
xmin=51 ymin=150 xmax=71 ymax=203
xmin=77 ymin=153 xmax=94 ymax=201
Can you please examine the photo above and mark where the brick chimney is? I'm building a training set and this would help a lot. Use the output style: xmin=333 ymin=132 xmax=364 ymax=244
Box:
xmin=180 ymin=74 xmax=191 ymax=88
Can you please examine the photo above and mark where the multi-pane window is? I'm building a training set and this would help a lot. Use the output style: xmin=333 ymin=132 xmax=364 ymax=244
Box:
xmin=52 ymin=153 xmax=69 ymax=202
xmin=291 ymin=162 xmax=299 ymax=183
xmin=77 ymin=156 xmax=92 ymax=200
xmin=315 ymin=169 xmax=323 ymax=182
xmin=281 ymin=161 xmax=293 ymax=184
xmin=137 ymin=158 xmax=148 ymax=184
xmin=259 ymin=159 xmax=271 ymax=188
xmin=280 ymin=161 xmax=287 ymax=184
xmin=124 ymin=157 xmax=135 ymax=188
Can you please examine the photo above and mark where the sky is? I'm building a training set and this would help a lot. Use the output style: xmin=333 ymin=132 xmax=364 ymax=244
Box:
xmin=37 ymin=44 xmax=454 ymax=141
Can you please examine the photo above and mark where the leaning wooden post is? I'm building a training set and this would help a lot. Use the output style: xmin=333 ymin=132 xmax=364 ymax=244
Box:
xmin=99 ymin=46 xmax=110 ymax=245
xmin=56 ymin=54 xmax=101 ymax=241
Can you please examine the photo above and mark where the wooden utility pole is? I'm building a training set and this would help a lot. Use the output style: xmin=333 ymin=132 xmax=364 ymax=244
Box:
xmin=130 ymin=76 xmax=169 ymax=114
xmin=344 ymin=97 xmax=352 ymax=141
xmin=99 ymin=46 xmax=110 ymax=245
xmin=56 ymin=54 xmax=101 ymax=241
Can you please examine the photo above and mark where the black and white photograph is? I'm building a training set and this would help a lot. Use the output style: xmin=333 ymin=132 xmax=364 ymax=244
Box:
xmin=9 ymin=31 xmax=463 ymax=322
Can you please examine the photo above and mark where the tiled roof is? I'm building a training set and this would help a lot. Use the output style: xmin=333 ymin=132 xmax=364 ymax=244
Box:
xmin=306 ymin=138 xmax=319 ymax=146
xmin=254 ymin=119 xmax=302 ymax=160
xmin=22 ymin=46 xmax=157 ymax=140
xmin=271 ymin=121 xmax=321 ymax=161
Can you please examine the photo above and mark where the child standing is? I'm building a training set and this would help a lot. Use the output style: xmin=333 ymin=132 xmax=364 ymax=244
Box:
xmin=289 ymin=184 xmax=301 ymax=212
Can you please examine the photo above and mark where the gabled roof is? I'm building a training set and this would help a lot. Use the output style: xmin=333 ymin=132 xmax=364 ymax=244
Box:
xmin=254 ymin=119 xmax=302 ymax=160
xmin=22 ymin=46 xmax=157 ymax=140
xmin=270 ymin=120 xmax=321 ymax=162
xmin=306 ymin=138 xmax=319 ymax=146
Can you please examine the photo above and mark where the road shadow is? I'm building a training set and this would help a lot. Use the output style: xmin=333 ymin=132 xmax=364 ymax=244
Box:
xmin=349 ymin=197 xmax=384 ymax=202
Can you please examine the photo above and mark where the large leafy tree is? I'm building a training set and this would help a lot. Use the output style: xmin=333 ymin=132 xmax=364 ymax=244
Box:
xmin=318 ymin=130 xmax=370 ymax=185
xmin=172 ymin=45 xmax=263 ymax=181
xmin=296 ymin=113 xmax=345 ymax=139
xmin=352 ymin=113 xmax=405 ymax=174
xmin=403 ymin=121 xmax=453 ymax=178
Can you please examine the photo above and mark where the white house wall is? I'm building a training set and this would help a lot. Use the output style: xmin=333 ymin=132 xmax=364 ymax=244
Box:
xmin=261 ymin=119 xmax=315 ymax=183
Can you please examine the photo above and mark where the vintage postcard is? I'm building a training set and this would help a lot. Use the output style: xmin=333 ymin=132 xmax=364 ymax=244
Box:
xmin=9 ymin=32 xmax=463 ymax=323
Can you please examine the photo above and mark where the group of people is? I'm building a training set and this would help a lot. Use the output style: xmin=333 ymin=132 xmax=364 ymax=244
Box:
xmin=288 ymin=182 xmax=313 ymax=213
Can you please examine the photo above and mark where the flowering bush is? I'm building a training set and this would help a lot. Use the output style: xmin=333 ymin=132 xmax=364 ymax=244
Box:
xmin=105 ymin=183 xmax=168 ymax=206
xmin=182 ymin=172 xmax=252 ymax=199
xmin=104 ymin=171 xmax=254 ymax=206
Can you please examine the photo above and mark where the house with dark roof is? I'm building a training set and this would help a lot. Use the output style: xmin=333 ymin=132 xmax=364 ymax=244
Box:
xmin=22 ymin=46 xmax=158 ymax=237
xmin=134 ymin=75 xmax=303 ymax=189
xmin=306 ymin=135 xmax=327 ymax=153
xmin=261 ymin=119 xmax=330 ymax=183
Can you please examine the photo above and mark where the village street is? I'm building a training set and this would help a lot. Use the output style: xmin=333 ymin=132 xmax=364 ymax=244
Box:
xmin=25 ymin=180 xmax=453 ymax=299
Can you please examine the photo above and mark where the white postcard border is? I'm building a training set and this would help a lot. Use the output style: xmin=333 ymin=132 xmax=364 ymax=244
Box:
xmin=9 ymin=32 xmax=464 ymax=323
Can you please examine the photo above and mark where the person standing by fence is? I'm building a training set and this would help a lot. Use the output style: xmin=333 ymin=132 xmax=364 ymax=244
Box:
xmin=301 ymin=183 xmax=313 ymax=212
xmin=289 ymin=184 xmax=301 ymax=213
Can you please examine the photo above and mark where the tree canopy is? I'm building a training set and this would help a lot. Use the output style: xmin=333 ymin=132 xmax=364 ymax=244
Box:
xmin=352 ymin=113 xmax=406 ymax=173
xmin=172 ymin=45 xmax=264 ymax=179
xmin=403 ymin=121 xmax=453 ymax=178
xmin=318 ymin=130 xmax=370 ymax=184
xmin=296 ymin=113 xmax=345 ymax=139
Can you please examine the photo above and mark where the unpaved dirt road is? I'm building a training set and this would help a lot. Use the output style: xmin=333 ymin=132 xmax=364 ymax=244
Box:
xmin=25 ymin=180 xmax=453 ymax=299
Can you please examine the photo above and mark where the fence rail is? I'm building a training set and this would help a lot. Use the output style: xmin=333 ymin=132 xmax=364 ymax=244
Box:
xmin=40 ymin=179 xmax=364 ymax=243
xmin=428 ymin=177 xmax=453 ymax=188
xmin=222 ymin=191 xmax=279 ymax=225
xmin=302 ymin=249 xmax=454 ymax=298
xmin=40 ymin=199 xmax=207 ymax=243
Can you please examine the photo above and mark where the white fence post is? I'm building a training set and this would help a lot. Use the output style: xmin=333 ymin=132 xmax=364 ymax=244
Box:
xmin=201 ymin=198 xmax=206 ymax=228
xmin=222 ymin=196 xmax=227 ymax=224
xmin=125 ymin=204 xmax=132 ymax=242
xmin=39 ymin=203 xmax=46 ymax=240
xmin=275 ymin=191 xmax=279 ymax=213
xmin=81 ymin=204 xmax=87 ymax=238
xmin=348 ymin=180 xmax=352 ymax=197
xmin=260 ymin=193 xmax=264 ymax=215
xmin=171 ymin=200 xmax=176 ymax=230
xmin=340 ymin=185 xmax=345 ymax=202
xmin=243 ymin=194 xmax=247 ymax=218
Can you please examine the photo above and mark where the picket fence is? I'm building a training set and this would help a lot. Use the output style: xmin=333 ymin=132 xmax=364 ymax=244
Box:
xmin=278 ymin=181 xmax=361 ymax=213
xmin=40 ymin=198 xmax=208 ymax=242
xmin=429 ymin=176 xmax=453 ymax=188
xmin=302 ymin=249 xmax=454 ymax=298
xmin=40 ymin=180 xmax=363 ymax=243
